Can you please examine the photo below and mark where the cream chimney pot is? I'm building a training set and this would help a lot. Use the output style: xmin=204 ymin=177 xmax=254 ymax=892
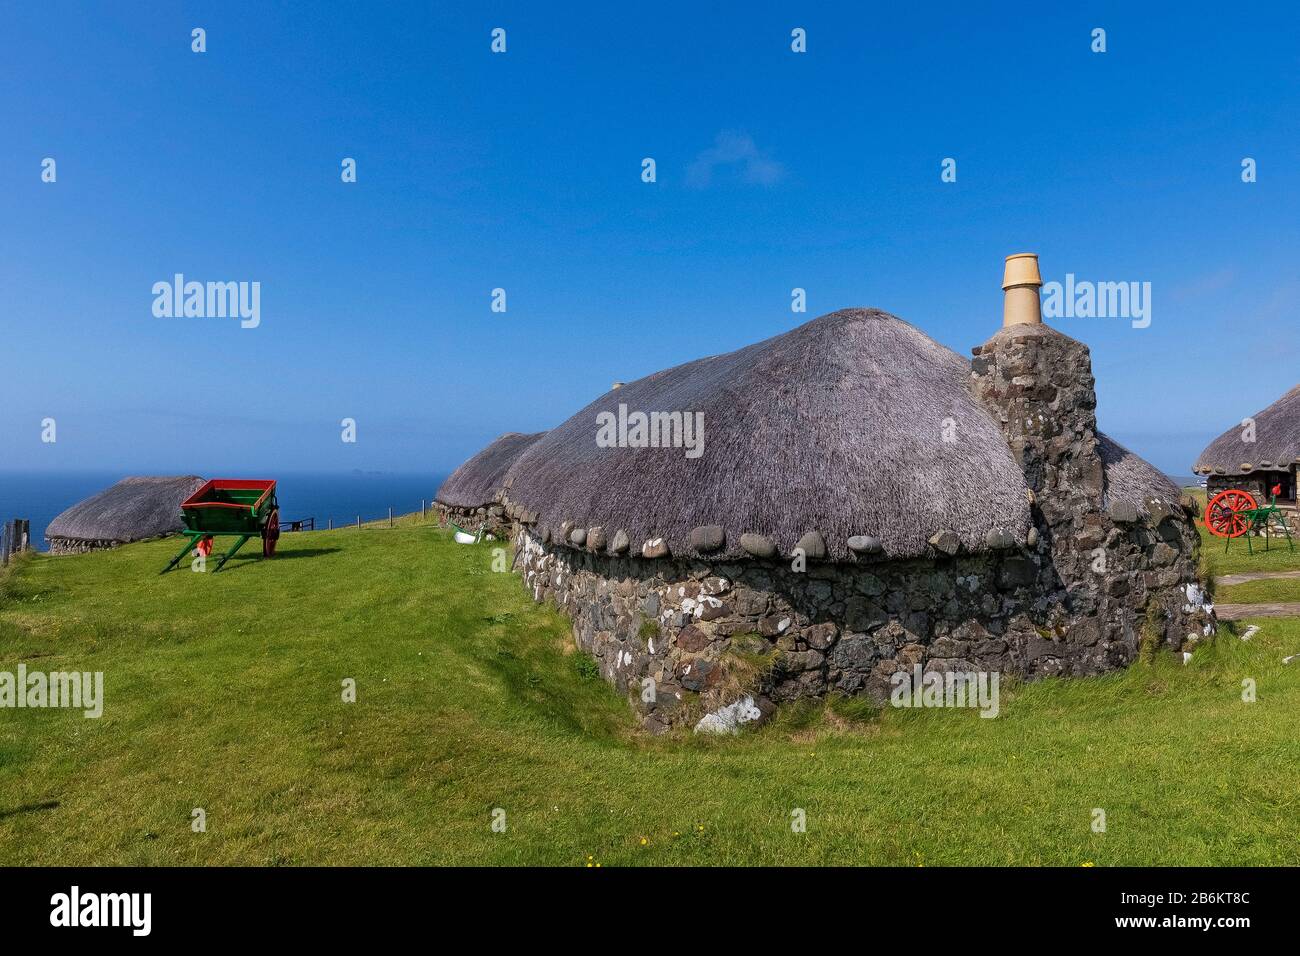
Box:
xmin=1002 ymin=252 xmax=1043 ymax=327
xmin=611 ymin=381 xmax=625 ymax=390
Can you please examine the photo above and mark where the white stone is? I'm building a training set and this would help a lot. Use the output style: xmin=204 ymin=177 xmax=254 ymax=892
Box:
xmin=1181 ymin=583 xmax=1211 ymax=615
xmin=694 ymin=696 xmax=763 ymax=735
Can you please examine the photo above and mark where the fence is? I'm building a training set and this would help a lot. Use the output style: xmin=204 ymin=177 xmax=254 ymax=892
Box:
xmin=1 ymin=518 xmax=31 ymax=567
xmin=319 ymin=500 xmax=438 ymax=532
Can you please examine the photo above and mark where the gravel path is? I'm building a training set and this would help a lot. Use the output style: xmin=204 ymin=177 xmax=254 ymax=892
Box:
xmin=1215 ymin=569 xmax=1300 ymax=587
xmin=1214 ymin=602 xmax=1300 ymax=621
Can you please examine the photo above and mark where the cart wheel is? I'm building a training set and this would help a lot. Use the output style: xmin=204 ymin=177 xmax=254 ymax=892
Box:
xmin=1204 ymin=489 xmax=1257 ymax=538
xmin=263 ymin=509 xmax=281 ymax=557
xmin=196 ymin=536 xmax=214 ymax=558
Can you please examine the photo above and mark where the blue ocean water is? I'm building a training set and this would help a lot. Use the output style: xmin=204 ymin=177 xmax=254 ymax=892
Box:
xmin=0 ymin=472 xmax=447 ymax=551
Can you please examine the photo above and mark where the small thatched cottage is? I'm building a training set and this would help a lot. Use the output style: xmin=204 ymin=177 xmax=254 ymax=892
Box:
xmin=1194 ymin=385 xmax=1299 ymax=504
xmin=443 ymin=255 xmax=1214 ymax=731
xmin=436 ymin=432 xmax=546 ymax=534
xmin=46 ymin=476 xmax=206 ymax=553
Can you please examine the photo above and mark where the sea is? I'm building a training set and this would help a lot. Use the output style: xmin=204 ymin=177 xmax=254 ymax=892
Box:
xmin=0 ymin=472 xmax=447 ymax=552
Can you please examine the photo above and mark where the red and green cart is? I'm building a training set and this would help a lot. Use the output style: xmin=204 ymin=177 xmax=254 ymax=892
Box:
xmin=161 ymin=479 xmax=281 ymax=573
xmin=1204 ymin=485 xmax=1295 ymax=554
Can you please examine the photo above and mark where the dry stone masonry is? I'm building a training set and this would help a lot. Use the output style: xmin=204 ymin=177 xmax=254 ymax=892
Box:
xmin=969 ymin=321 xmax=1212 ymax=661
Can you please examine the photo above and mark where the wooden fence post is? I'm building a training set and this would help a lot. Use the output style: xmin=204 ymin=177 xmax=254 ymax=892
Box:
xmin=1 ymin=519 xmax=30 ymax=565
xmin=389 ymin=507 xmax=393 ymax=528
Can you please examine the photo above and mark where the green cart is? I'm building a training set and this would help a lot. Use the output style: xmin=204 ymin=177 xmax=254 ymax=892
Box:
xmin=1204 ymin=486 xmax=1295 ymax=554
xmin=161 ymin=478 xmax=281 ymax=573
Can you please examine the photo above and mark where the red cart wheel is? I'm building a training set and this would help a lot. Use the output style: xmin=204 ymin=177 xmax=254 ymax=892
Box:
xmin=263 ymin=509 xmax=281 ymax=557
xmin=1204 ymin=489 xmax=1257 ymax=538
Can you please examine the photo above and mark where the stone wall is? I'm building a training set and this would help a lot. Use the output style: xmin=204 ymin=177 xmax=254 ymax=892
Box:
xmin=434 ymin=502 xmax=511 ymax=536
xmin=48 ymin=537 xmax=130 ymax=554
xmin=515 ymin=502 xmax=1213 ymax=733
xmin=1207 ymin=469 xmax=1296 ymax=506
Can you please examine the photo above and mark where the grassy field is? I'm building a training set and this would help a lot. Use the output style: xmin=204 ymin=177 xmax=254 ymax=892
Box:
xmin=2 ymin=520 xmax=1299 ymax=866
xmin=1199 ymin=530 xmax=1300 ymax=579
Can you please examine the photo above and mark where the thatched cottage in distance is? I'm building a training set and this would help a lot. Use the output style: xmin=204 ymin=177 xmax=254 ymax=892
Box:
xmin=1194 ymin=385 xmax=1299 ymax=504
xmin=438 ymin=255 xmax=1215 ymax=732
xmin=435 ymin=432 xmax=546 ymax=534
xmin=46 ymin=476 xmax=206 ymax=553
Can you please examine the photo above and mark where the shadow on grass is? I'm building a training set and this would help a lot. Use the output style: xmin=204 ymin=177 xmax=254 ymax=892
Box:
xmin=218 ymin=547 xmax=343 ymax=570
xmin=0 ymin=800 xmax=60 ymax=821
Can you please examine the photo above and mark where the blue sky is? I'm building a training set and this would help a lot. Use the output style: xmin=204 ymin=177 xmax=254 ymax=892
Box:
xmin=2 ymin=1 xmax=1296 ymax=477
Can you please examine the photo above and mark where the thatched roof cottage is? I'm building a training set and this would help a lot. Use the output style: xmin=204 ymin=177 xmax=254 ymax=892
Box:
xmin=46 ymin=476 xmax=206 ymax=554
xmin=1193 ymin=385 xmax=1299 ymax=504
xmin=446 ymin=254 xmax=1214 ymax=731
xmin=435 ymin=432 xmax=546 ymax=533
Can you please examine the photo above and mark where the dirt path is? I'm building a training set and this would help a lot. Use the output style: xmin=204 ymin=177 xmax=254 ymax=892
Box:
xmin=1215 ymin=569 xmax=1300 ymax=587
xmin=1214 ymin=602 xmax=1300 ymax=621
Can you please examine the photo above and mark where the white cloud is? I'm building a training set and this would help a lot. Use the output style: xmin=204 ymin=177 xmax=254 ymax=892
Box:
xmin=685 ymin=131 xmax=784 ymax=189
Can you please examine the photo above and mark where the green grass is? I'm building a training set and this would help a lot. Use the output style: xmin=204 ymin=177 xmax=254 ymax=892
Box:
xmin=1199 ymin=528 xmax=1300 ymax=578
xmin=2 ymin=524 xmax=1299 ymax=866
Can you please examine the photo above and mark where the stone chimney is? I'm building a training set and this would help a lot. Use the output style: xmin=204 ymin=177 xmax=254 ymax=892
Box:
xmin=972 ymin=253 xmax=1104 ymax=516
xmin=969 ymin=252 xmax=1214 ymax=663
xmin=970 ymin=253 xmax=1109 ymax=622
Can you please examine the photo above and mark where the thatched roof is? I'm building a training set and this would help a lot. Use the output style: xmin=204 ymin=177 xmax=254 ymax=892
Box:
xmin=1194 ymin=384 xmax=1300 ymax=476
xmin=436 ymin=432 xmax=546 ymax=508
xmin=1098 ymin=433 xmax=1181 ymax=509
xmin=502 ymin=309 xmax=1035 ymax=562
xmin=46 ymin=476 xmax=206 ymax=545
